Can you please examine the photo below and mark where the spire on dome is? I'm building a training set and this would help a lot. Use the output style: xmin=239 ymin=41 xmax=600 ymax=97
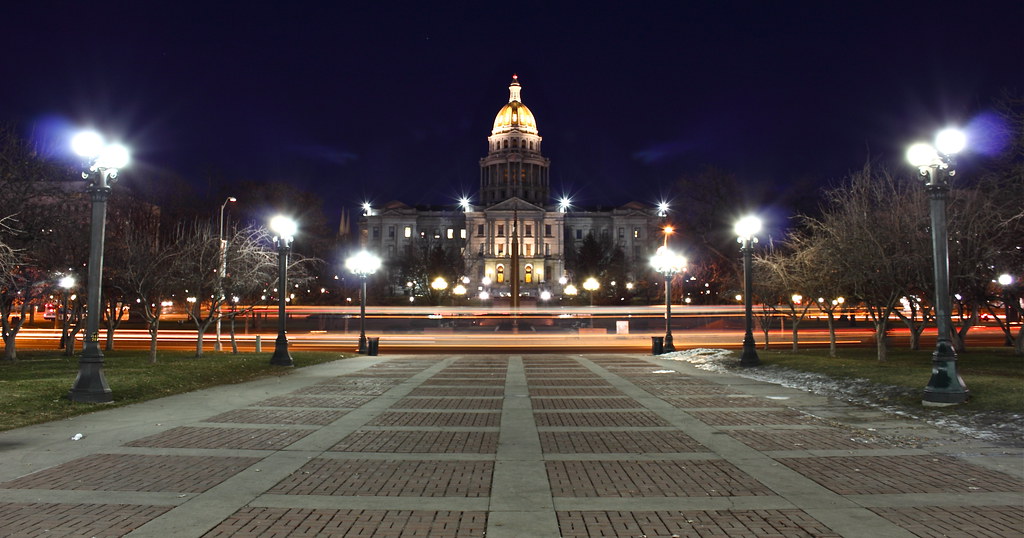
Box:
xmin=508 ymin=74 xmax=521 ymax=103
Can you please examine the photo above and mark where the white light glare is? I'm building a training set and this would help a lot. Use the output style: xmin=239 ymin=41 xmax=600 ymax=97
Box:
xmin=269 ymin=215 xmax=298 ymax=241
xmin=71 ymin=131 xmax=104 ymax=158
xmin=96 ymin=144 xmax=130 ymax=169
xmin=906 ymin=143 xmax=939 ymax=167
xmin=935 ymin=128 xmax=966 ymax=155
xmin=346 ymin=250 xmax=382 ymax=276
xmin=998 ymin=274 xmax=1013 ymax=286
xmin=734 ymin=215 xmax=762 ymax=239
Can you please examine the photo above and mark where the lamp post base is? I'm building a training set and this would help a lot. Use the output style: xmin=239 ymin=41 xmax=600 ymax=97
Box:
xmin=663 ymin=332 xmax=675 ymax=353
xmin=67 ymin=360 xmax=113 ymax=403
xmin=270 ymin=334 xmax=294 ymax=366
xmin=358 ymin=333 xmax=367 ymax=354
xmin=922 ymin=344 xmax=968 ymax=406
xmin=739 ymin=332 xmax=761 ymax=367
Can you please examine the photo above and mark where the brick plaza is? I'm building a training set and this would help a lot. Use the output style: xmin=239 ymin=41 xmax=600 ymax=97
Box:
xmin=0 ymin=353 xmax=1021 ymax=537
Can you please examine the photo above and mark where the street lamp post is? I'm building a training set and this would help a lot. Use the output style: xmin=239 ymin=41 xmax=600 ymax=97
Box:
xmin=58 ymin=275 xmax=76 ymax=350
xmin=908 ymin=129 xmax=969 ymax=405
xmin=735 ymin=215 xmax=762 ymax=367
xmin=583 ymin=277 xmax=599 ymax=307
xmin=651 ymin=246 xmax=686 ymax=353
xmin=67 ymin=131 xmax=129 ymax=403
xmin=215 ymin=196 xmax=237 ymax=352
xmin=998 ymin=274 xmax=1014 ymax=346
xmin=269 ymin=216 xmax=297 ymax=366
xmin=345 ymin=250 xmax=381 ymax=353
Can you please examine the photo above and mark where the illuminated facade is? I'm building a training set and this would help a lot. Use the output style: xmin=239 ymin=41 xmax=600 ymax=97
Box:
xmin=360 ymin=76 xmax=662 ymax=300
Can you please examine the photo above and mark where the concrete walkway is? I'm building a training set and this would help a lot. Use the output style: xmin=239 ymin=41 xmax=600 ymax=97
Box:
xmin=0 ymin=353 xmax=1021 ymax=537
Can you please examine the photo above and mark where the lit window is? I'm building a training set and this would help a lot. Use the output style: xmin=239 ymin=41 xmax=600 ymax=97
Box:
xmin=460 ymin=229 xmax=467 ymax=239
xmin=496 ymin=265 xmax=505 ymax=283
xmin=497 ymin=244 xmax=505 ymax=256
xmin=404 ymin=226 xmax=412 ymax=238
xmin=633 ymin=228 xmax=640 ymax=239
xmin=525 ymin=265 xmax=533 ymax=283
xmin=525 ymin=244 xmax=532 ymax=256
xmin=447 ymin=228 xmax=454 ymax=239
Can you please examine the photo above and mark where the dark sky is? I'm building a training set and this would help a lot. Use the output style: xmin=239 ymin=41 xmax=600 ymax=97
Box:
xmin=4 ymin=2 xmax=1021 ymax=221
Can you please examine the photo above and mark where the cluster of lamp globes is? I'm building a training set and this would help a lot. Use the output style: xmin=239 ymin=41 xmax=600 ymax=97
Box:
xmin=71 ymin=131 xmax=130 ymax=173
xmin=906 ymin=128 xmax=967 ymax=169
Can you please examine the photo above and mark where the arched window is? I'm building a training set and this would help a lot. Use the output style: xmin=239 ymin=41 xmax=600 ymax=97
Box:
xmin=525 ymin=264 xmax=533 ymax=283
xmin=503 ymin=140 xmax=509 ymax=149
xmin=496 ymin=265 xmax=505 ymax=283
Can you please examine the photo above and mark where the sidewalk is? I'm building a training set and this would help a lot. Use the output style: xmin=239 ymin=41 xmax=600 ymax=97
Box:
xmin=0 ymin=353 xmax=1021 ymax=537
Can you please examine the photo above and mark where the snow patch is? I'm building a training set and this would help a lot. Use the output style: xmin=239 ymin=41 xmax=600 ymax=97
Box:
xmin=656 ymin=348 xmax=1023 ymax=447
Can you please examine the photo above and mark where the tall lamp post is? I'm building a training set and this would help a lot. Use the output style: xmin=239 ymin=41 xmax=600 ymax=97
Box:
xmin=269 ymin=215 xmax=297 ymax=366
xmin=735 ymin=215 xmax=762 ymax=367
xmin=907 ymin=128 xmax=969 ymax=405
xmin=998 ymin=274 xmax=1015 ymax=346
xmin=215 ymin=196 xmax=237 ymax=351
xmin=345 ymin=250 xmax=381 ymax=353
xmin=67 ymin=131 xmax=129 ymax=403
xmin=651 ymin=246 xmax=686 ymax=353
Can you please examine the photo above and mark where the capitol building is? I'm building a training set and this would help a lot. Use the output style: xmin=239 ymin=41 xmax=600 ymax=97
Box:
xmin=359 ymin=75 xmax=663 ymax=301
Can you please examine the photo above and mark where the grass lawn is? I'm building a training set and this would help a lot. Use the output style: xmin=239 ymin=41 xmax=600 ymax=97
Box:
xmin=757 ymin=346 xmax=1024 ymax=414
xmin=0 ymin=350 xmax=348 ymax=431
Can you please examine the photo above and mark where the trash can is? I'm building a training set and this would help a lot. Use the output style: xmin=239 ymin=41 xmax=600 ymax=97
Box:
xmin=651 ymin=336 xmax=664 ymax=355
xmin=367 ymin=337 xmax=380 ymax=356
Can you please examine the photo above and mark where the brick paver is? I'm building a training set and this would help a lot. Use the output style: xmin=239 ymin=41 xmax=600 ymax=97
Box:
xmin=557 ymin=509 xmax=842 ymax=537
xmin=1 ymin=454 xmax=257 ymax=493
xmin=633 ymin=384 xmax=730 ymax=395
xmin=547 ymin=460 xmax=772 ymax=497
xmin=868 ymin=505 xmax=1024 ymax=538
xmin=690 ymin=409 xmax=822 ymax=426
xmin=527 ymin=378 xmax=613 ymax=386
xmin=270 ymin=459 xmax=493 ymax=497
xmin=421 ymin=377 xmax=505 ymax=386
xmin=727 ymin=428 xmax=897 ymax=451
xmin=531 ymin=397 xmax=642 ymax=409
xmin=249 ymin=395 xmax=376 ymax=408
xmin=535 ymin=411 xmax=671 ymax=427
xmin=367 ymin=412 xmax=501 ymax=427
xmin=0 ymin=502 xmax=172 ymax=538
xmin=204 ymin=408 xmax=349 ymax=425
xmin=778 ymin=455 xmax=1024 ymax=494
xmin=390 ymin=397 xmax=503 ymax=410
xmin=664 ymin=396 xmax=781 ymax=408
xmin=204 ymin=508 xmax=487 ymax=538
xmin=125 ymin=426 xmax=313 ymax=450
xmin=294 ymin=383 xmax=392 ymax=395
xmin=331 ymin=430 xmax=499 ymax=453
xmin=407 ymin=387 xmax=504 ymax=397
xmin=540 ymin=430 xmax=708 ymax=453
xmin=529 ymin=387 xmax=627 ymax=397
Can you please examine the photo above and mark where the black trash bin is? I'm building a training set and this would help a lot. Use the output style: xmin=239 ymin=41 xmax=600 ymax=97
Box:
xmin=651 ymin=336 xmax=664 ymax=355
xmin=367 ymin=337 xmax=380 ymax=356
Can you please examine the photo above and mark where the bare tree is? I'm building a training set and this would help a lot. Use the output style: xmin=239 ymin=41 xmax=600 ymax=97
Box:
xmin=171 ymin=222 xmax=285 ymax=357
xmin=804 ymin=164 xmax=930 ymax=361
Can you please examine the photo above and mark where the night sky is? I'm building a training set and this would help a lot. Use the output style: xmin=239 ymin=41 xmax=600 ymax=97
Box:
xmin=4 ymin=2 xmax=1021 ymax=224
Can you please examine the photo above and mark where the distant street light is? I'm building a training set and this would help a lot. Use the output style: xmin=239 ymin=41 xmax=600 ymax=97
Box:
xmin=58 ymin=275 xmax=76 ymax=350
xmin=564 ymin=284 xmax=578 ymax=296
xmin=345 ymin=250 xmax=381 ymax=353
xmin=215 ymin=196 xmax=237 ymax=352
xmin=908 ymin=128 xmax=968 ymax=405
xmin=734 ymin=215 xmax=762 ymax=367
xmin=269 ymin=216 xmax=297 ymax=366
xmin=651 ymin=245 xmax=686 ymax=353
xmin=583 ymin=277 xmax=599 ymax=307
xmin=67 ymin=130 xmax=130 ymax=403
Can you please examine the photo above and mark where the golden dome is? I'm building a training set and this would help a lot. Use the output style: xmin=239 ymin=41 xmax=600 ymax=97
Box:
xmin=492 ymin=75 xmax=539 ymax=135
